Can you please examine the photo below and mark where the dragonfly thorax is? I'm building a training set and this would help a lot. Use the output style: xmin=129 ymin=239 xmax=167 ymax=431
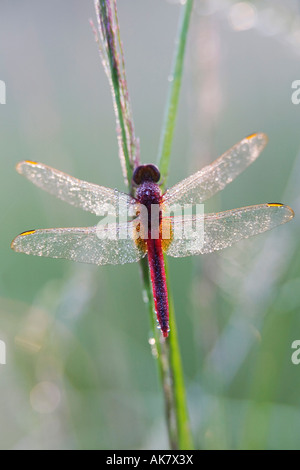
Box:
xmin=134 ymin=164 xmax=162 ymax=209
xmin=135 ymin=179 xmax=162 ymax=239
xmin=135 ymin=181 xmax=162 ymax=208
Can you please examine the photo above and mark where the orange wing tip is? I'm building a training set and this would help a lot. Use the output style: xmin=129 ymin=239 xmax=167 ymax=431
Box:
xmin=11 ymin=230 xmax=36 ymax=251
xmin=19 ymin=230 xmax=36 ymax=236
xmin=246 ymin=132 xmax=258 ymax=139
xmin=16 ymin=160 xmax=38 ymax=173
xmin=246 ymin=132 xmax=268 ymax=142
xmin=267 ymin=203 xmax=295 ymax=219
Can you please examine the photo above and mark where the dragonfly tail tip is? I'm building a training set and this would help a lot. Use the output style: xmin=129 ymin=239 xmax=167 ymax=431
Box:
xmin=162 ymin=328 xmax=169 ymax=339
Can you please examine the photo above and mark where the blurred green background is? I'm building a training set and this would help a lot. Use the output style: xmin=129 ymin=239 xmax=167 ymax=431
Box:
xmin=0 ymin=0 xmax=300 ymax=449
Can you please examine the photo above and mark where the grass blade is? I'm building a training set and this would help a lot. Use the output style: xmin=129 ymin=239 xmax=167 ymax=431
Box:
xmin=157 ymin=0 xmax=194 ymax=189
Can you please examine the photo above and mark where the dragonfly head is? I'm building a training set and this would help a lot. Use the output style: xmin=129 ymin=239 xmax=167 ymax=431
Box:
xmin=133 ymin=164 xmax=160 ymax=185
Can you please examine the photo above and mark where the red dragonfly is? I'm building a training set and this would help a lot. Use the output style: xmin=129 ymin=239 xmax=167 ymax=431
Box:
xmin=11 ymin=133 xmax=294 ymax=337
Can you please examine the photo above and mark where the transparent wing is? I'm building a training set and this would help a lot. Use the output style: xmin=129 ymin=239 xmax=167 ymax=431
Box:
xmin=16 ymin=161 xmax=137 ymax=216
xmin=165 ymin=204 xmax=294 ymax=257
xmin=163 ymin=133 xmax=268 ymax=206
xmin=11 ymin=222 xmax=146 ymax=265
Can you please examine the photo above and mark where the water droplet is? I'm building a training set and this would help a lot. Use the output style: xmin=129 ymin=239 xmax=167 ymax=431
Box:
xmin=142 ymin=289 xmax=149 ymax=303
xmin=148 ymin=337 xmax=158 ymax=358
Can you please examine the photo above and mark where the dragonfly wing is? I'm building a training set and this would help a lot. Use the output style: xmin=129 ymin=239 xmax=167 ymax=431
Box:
xmin=16 ymin=161 xmax=137 ymax=216
xmin=166 ymin=204 xmax=294 ymax=257
xmin=11 ymin=222 xmax=146 ymax=265
xmin=163 ymin=133 xmax=268 ymax=206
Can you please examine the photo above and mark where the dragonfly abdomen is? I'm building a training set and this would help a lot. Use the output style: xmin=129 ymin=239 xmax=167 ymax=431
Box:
xmin=147 ymin=238 xmax=169 ymax=338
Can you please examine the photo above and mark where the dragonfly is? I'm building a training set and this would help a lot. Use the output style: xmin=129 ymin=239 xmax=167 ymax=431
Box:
xmin=11 ymin=133 xmax=294 ymax=338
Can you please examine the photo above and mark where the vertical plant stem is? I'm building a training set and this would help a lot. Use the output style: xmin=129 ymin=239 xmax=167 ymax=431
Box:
xmin=139 ymin=257 xmax=177 ymax=449
xmin=165 ymin=258 xmax=193 ymax=449
xmin=156 ymin=0 xmax=194 ymax=449
xmin=101 ymin=3 xmax=132 ymax=180
xmin=95 ymin=0 xmax=194 ymax=450
xmin=157 ymin=0 xmax=194 ymax=189
xmin=96 ymin=0 xmax=136 ymax=183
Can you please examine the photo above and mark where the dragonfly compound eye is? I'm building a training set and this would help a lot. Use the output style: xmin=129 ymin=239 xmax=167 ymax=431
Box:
xmin=133 ymin=164 xmax=160 ymax=185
